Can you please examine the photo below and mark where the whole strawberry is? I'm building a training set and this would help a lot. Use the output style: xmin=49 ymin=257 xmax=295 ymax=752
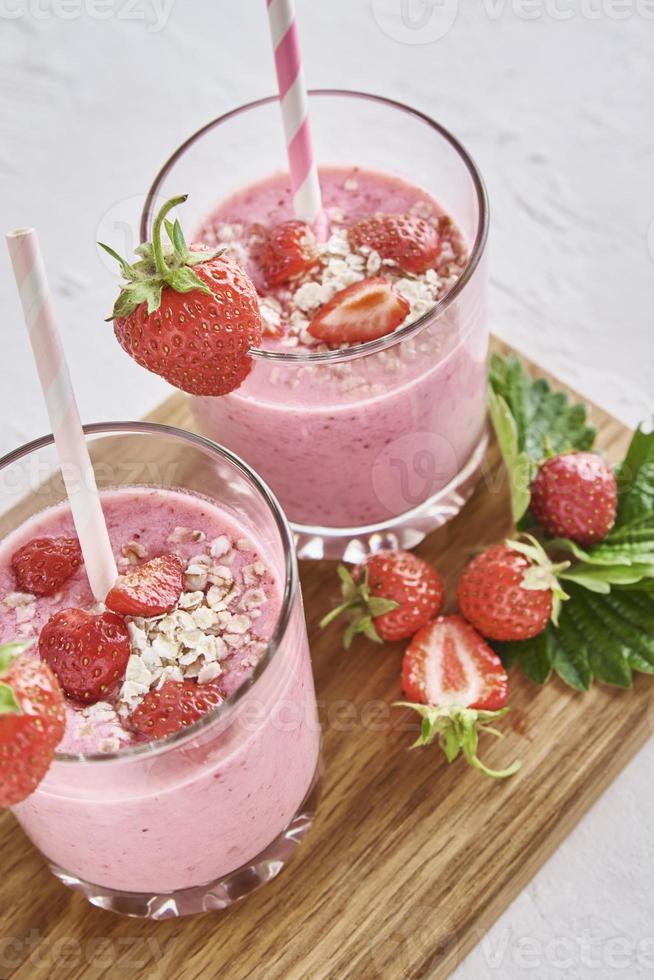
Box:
xmin=457 ymin=538 xmax=569 ymax=642
xmin=530 ymin=452 xmax=617 ymax=546
xmin=101 ymin=194 xmax=262 ymax=396
xmin=39 ymin=608 xmax=130 ymax=704
xmin=258 ymin=220 xmax=318 ymax=288
xmin=0 ymin=642 xmax=65 ymax=806
xmin=129 ymin=679 xmax=224 ymax=741
xmin=105 ymin=554 xmax=184 ymax=618
xmin=321 ymin=550 xmax=445 ymax=647
xmin=11 ymin=536 xmax=82 ymax=597
xmin=348 ymin=213 xmax=440 ymax=274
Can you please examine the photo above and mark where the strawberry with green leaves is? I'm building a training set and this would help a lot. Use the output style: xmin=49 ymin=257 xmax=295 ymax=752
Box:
xmin=397 ymin=615 xmax=520 ymax=779
xmin=457 ymin=537 xmax=569 ymax=642
xmin=321 ymin=550 xmax=444 ymax=647
xmin=101 ymin=195 xmax=262 ymax=396
xmin=0 ymin=642 xmax=65 ymax=806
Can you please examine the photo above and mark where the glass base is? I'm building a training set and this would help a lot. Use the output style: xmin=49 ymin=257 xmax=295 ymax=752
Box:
xmin=293 ymin=430 xmax=489 ymax=562
xmin=49 ymin=762 xmax=322 ymax=919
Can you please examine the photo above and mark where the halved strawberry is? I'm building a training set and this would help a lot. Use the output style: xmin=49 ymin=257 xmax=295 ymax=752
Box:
xmin=11 ymin=537 xmax=82 ymax=597
xmin=348 ymin=213 xmax=440 ymax=274
xmin=0 ymin=643 xmax=66 ymax=806
xmin=39 ymin=608 xmax=130 ymax=704
xmin=105 ymin=554 xmax=184 ymax=618
xmin=258 ymin=220 xmax=318 ymax=288
xmin=397 ymin=615 xmax=519 ymax=779
xmin=308 ymin=277 xmax=409 ymax=344
xmin=402 ymin=615 xmax=508 ymax=711
xmin=129 ymin=679 xmax=224 ymax=741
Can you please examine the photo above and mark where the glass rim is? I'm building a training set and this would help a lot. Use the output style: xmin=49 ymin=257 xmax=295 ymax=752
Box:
xmin=0 ymin=421 xmax=299 ymax=765
xmin=140 ymin=88 xmax=489 ymax=365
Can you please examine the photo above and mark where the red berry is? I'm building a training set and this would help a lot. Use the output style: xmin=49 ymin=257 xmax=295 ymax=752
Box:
xmin=360 ymin=550 xmax=445 ymax=642
xmin=11 ymin=537 xmax=82 ymax=597
xmin=530 ymin=452 xmax=617 ymax=546
xmin=0 ymin=646 xmax=66 ymax=806
xmin=348 ymin=213 xmax=440 ymax=275
xmin=308 ymin=277 xmax=409 ymax=344
xmin=322 ymin=549 xmax=444 ymax=646
xmin=457 ymin=544 xmax=555 ymax=642
xmin=401 ymin=615 xmax=509 ymax=711
xmin=257 ymin=220 xmax=318 ymax=288
xmin=105 ymin=554 xmax=184 ymax=618
xmin=114 ymin=254 xmax=262 ymax=396
xmin=39 ymin=608 xmax=130 ymax=704
xmin=129 ymin=680 xmax=224 ymax=741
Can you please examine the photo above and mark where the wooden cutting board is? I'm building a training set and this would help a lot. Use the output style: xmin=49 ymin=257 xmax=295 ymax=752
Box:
xmin=1 ymin=340 xmax=646 ymax=980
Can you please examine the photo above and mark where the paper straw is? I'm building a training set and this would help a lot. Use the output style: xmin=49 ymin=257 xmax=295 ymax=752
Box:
xmin=6 ymin=228 xmax=118 ymax=602
xmin=266 ymin=0 xmax=323 ymax=226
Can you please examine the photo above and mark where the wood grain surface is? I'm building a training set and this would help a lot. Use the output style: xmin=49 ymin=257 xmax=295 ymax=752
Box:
xmin=1 ymin=341 xmax=647 ymax=980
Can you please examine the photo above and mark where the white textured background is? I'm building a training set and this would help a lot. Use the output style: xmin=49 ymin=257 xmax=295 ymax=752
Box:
xmin=2 ymin=1 xmax=654 ymax=976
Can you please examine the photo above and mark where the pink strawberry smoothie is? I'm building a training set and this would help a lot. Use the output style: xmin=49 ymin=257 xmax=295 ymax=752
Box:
xmin=192 ymin=166 xmax=488 ymax=530
xmin=0 ymin=487 xmax=319 ymax=893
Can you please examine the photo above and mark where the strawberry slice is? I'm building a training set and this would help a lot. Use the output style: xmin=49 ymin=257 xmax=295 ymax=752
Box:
xmin=348 ymin=213 xmax=440 ymax=274
xmin=402 ymin=614 xmax=508 ymax=711
xmin=258 ymin=220 xmax=318 ymax=288
xmin=308 ymin=277 xmax=409 ymax=344
xmin=0 ymin=642 xmax=66 ymax=805
xmin=129 ymin=679 xmax=224 ymax=741
xmin=105 ymin=554 xmax=184 ymax=617
xmin=398 ymin=615 xmax=519 ymax=779
xmin=11 ymin=536 xmax=83 ymax=597
xmin=39 ymin=608 xmax=130 ymax=704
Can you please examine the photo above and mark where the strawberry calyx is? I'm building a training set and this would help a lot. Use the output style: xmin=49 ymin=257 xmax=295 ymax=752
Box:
xmin=0 ymin=642 xmax=27 ymax=716
xmin=319 ymin=565 xmax=399 ymax=648
xmin=506 ymin=533 xmax=570 ymax=624
xmin=395 ymin=701 xmax=521 ymax=780
xmin=100 ymin=195 xmax=223 ymax=321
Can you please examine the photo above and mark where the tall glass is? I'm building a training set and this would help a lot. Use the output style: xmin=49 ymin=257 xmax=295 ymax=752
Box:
xmin=0 ymin=423 xmax=320 ymax=918
xmin=141 ymin=91 xmax=489 ymax=562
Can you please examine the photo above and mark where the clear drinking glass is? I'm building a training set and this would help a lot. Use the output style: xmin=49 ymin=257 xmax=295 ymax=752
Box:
xmin=0 ymin=422 xmax=321 ymax=918
xmin=141 ymin=90 xmax=489 ymax=562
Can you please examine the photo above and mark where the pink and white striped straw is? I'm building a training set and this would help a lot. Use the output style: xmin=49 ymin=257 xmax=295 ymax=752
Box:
xmin=266 ymin=0 xmax=324 ymax=226
xmin=6 ymin=228 xmax=117 ymax=602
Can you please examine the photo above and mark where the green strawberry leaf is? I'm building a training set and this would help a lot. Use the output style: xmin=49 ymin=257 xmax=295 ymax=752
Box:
xmin=488 ymin=354 xmax=596 ymax=522
xmin=395 ymin=702 xmax=521 ymax=779
xmin=100 ymin=194 xmax=224 ymax=320
xmin=495 ymin=584 xmax=654 ymax=690
xmin=0 ymin=682 xmax=20 ymax=715
xmin=0 ymin=642 xmax=28 ymax=715
xmin=615 ymin=423 xmax=654 ymax=527
xmin=320 ymin=565 xmax=398 ymax=650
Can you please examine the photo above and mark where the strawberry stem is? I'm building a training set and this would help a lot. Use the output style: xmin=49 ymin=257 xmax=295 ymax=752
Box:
xmin=152 ymin=195 xmax=188 ymax=280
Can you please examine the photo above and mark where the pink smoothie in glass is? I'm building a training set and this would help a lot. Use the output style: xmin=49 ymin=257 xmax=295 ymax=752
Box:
xmin=191 ymin=165 xmax=488 ymax=530
xmin=0 ymin=487 xmax=319 ymax=893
